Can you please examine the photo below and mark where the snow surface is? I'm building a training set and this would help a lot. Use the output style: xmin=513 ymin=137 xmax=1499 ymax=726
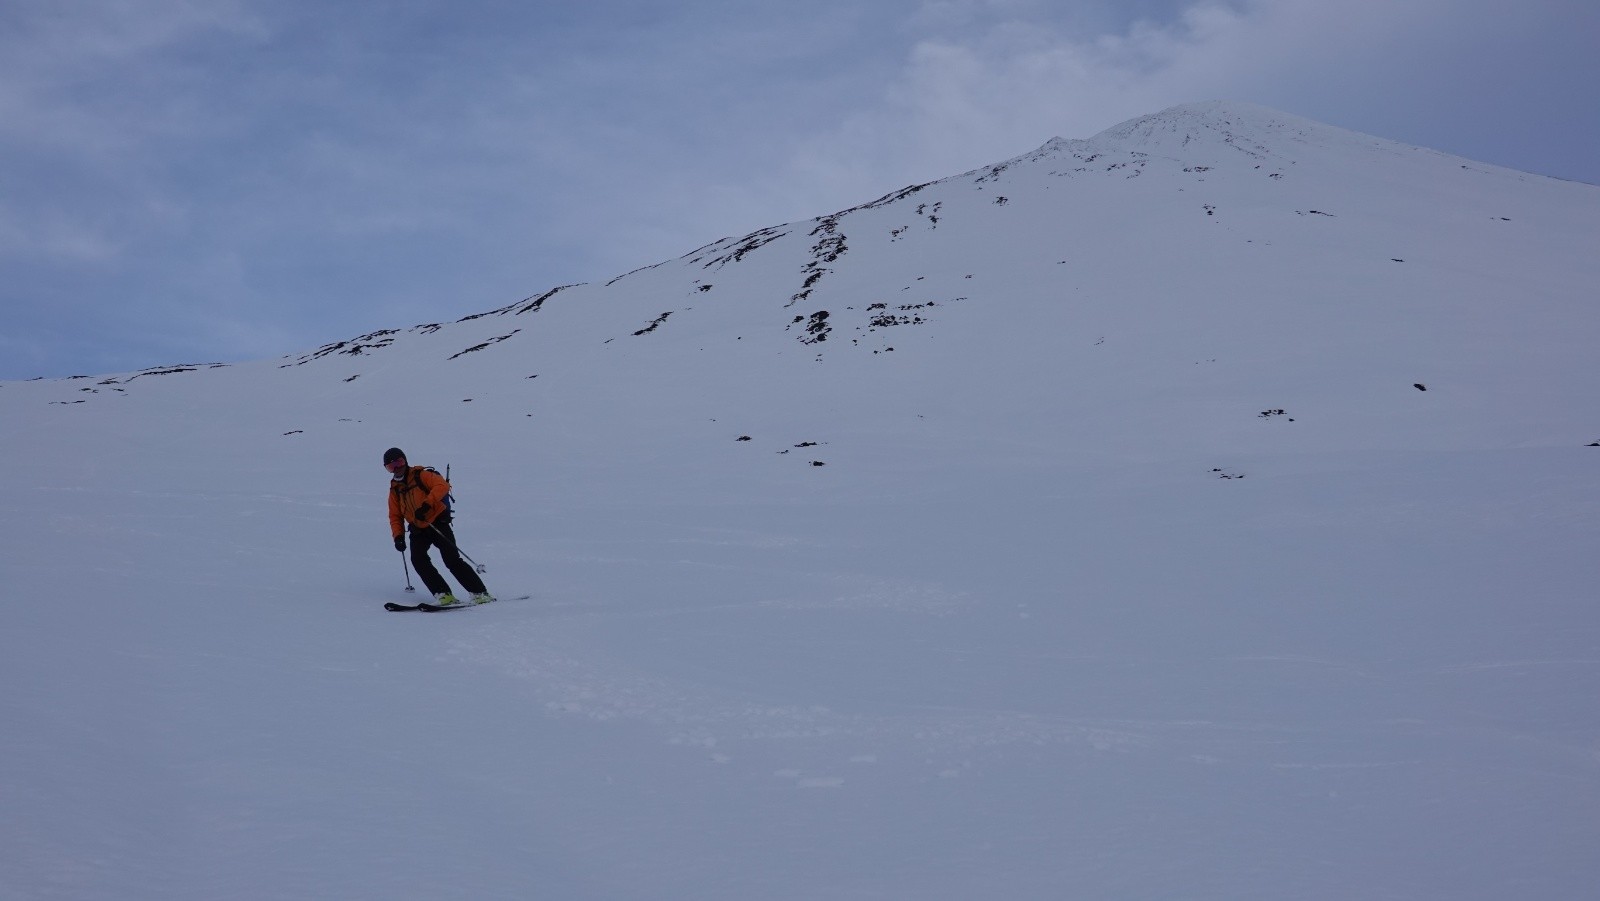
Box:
xmin=4 ymin=102 xmax=1600 ymax=900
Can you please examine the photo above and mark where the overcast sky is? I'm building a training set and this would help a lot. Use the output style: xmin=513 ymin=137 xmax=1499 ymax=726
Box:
xmin=3 ymin=0 xmax=1596 ymax=379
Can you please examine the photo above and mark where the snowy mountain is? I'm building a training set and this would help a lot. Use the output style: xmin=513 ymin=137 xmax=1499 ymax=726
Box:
xmin=4 ymin=101 xmax=1599 ymax=900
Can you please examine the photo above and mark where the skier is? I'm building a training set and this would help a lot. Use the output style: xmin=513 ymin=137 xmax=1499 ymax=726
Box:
xmin=384 ymin=447 xmax=494 ymax=605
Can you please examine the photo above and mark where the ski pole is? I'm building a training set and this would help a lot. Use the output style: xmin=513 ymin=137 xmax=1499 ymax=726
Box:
xmin=401 ymin=550 xmax=416 ymax=592
xmin=427 ymin=524 xmax=488 ymax=574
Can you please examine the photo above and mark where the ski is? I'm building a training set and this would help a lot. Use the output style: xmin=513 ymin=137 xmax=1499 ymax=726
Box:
xmin=385 ymin=594 xmax=530 ymax=612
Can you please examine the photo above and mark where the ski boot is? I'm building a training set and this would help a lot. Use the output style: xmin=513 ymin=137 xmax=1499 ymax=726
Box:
xmin=432 ymin=592 xmax=460 ymax=606
xmin=470 ymin=592 xmax=496 ymax=605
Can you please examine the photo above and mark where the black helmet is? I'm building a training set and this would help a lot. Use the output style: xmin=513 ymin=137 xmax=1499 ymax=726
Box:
xmin=382 ymin=447 xmax=406 ymax=465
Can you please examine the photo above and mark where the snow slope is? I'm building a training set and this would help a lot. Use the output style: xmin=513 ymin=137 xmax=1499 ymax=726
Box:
xmin=3 ymin=101 xmax=1599 ymax=900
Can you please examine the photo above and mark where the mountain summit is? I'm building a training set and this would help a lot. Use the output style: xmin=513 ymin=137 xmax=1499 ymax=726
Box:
xmin=1071 ymin=100 xmax=1402 ymax=158
xmin=4 ymin=103 xmax=1599 ymax=900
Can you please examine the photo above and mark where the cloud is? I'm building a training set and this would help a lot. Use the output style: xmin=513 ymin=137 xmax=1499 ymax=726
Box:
xmin=0 ymin=210 xmax=122 ymax=263
xmin=0 ymin=1 xmax=266 ymax=157
xmin=779 ymin=0 xmax=1592 ymax=201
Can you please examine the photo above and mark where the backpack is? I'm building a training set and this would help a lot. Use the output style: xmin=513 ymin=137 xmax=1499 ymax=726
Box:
xmin=410 ymin=465 xmax=455 ymax=514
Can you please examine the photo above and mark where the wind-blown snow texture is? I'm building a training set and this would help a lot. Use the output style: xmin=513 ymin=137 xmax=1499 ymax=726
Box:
xmin=4 ymin=102 xmax=1599 ymax=900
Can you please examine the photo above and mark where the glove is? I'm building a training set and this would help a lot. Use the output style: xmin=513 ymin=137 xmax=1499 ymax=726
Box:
xmin=394 ymin=535 xmax=406 ymax=552
xmin=415 ymin=503 xmax=433 ymax=522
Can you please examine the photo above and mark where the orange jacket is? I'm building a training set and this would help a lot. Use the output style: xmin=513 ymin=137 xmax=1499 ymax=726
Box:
xmin=388 ymin=466 xmax=451 ymax=538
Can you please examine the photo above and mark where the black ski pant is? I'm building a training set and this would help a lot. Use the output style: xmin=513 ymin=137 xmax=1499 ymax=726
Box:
xmin=409 ymin=516 xmax=486 ymax=597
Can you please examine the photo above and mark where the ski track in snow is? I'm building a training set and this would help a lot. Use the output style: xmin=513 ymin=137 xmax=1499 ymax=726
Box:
xmin=439 ymin=605 xmax=1474 ymax=780
xmin=450 ymin=610 xmax=1151 ymax=791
